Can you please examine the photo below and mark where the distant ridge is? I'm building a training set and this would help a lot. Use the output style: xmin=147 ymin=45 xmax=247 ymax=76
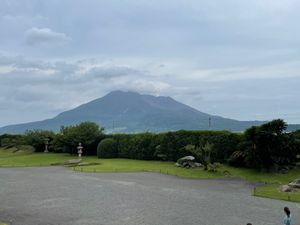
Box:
xmin=0 ymin=90 xmax=299 ymax=134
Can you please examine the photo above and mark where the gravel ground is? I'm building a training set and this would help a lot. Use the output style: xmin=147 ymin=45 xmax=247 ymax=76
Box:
xmin=0 ymin=167 xmax=299 ymax=225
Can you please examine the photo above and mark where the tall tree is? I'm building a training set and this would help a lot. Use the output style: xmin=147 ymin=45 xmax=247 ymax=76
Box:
xmin=57 ymin=122 xmax=104 ymax=155
xmin=244 ymin=119 xmax=296 ymax=169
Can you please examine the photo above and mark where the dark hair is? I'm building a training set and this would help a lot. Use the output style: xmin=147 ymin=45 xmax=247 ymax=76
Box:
xmin=247 ymin=223 xmax=252 ymax=225
xmin=284 ymin=207 xmax=290 ymax=217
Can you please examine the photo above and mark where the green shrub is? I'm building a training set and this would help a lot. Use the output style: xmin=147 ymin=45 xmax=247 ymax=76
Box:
xmin=97 ymin=138 xmax=118 ymax=158
xmin=243 ymin=119 xmax=297 ymax=169
xmin=228 ymin=151 xmax=246 ymax=167
xmin=207 ymin=162 xmax=220 ymax=172
xmin=23 ymin=130 xmax=55 ymax=152
xmin=0 ymin=134 xmax=23 ymax=148
xmin=113 ymin=133 xmax=159 ymax=160
xmin=57 ymin=122 xmax=104 ymax=155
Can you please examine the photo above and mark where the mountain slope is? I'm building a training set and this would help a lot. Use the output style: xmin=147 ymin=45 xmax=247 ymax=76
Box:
xmin=0 ymin=91 xmax=298 ymax=134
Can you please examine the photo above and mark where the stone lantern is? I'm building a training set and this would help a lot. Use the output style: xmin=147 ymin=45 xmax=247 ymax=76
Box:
xmin=44 ymin=137 xmax=50 ymax=153
xmin=77 ymin=142 xmax=83 ymax=158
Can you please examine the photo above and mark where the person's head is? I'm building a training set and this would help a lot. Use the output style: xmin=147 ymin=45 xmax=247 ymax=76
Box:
xmin=284 ymin=207 xmax=290 ymax=217
xmin=247 ymin=223 xmax=252 ymax=225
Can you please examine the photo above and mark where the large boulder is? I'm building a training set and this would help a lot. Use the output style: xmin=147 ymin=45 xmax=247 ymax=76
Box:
xmin=177 ymin=156 xmax=195 ymax=164
xmin=289 ymin=179 xmax=300 ymax=188
xmin=280 ymin=185 xmax=292 ymax=192
xmin=175 ymin=156 xmax=202 ymax=168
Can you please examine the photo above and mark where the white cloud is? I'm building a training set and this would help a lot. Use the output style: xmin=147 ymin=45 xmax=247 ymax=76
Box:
xmin=0 ymin=0 xmax=300 ymax=125
xmin=183 ymin=60 xmax=300 ymax=82
xmin=24 ymin=27 xmax=71 ymax=45
xmin=115 ymin=79 xmax=172 ymax=96
xmin=0 ymin=56 xmax=175 ymax=125
xmin=0 ymin=53 xmax=300 ymax=125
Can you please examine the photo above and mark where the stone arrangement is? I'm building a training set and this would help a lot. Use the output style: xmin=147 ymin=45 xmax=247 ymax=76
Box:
xmin=175 ymin=156 xmax=202 ymax=169
xmin=280 ymin=185 xmax=292 ymax=193
xmin=289 ymin=179 xmax=300 ymax=188
xmin=280 ymin=179 xmax=300 ymax=192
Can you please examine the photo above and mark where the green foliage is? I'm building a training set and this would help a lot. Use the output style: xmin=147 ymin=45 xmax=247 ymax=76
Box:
xmin=261 ymin=119 xmax=287 ymax=136
xmin=241 ymin=119 xmax=297 ymax=169
xmin=291 ymin=129 xmax=300 ymax=155
xmin=228 ymin=151 xmax=246 ymax=167
xmin=113 ymin=133 xmax=159 ymax=160
xmin=292 ymin=129 xmax=300 ymax=138
xmin=3 ymin=119 xmax=298 ymax=171
xmin=0 ymin=134 xmax=23 ymax=148
xmin=207 ymin=162 xmax=220 ymax=172
xmin=56 ymin=122 xmax=104 ymax=155
xmin=97 ymin=138 xmax=117 ymax=158
xmin=111 ymin=130 xmax=239 ymax=162
xmin=185 ymin=142 xmax=214 ymax=170
xmin=153 ymin=145 xmax=167 ymax=161
xmin=23 ymin=130 xmax=55 ymax=152
xmin=202 ymin=142 xmax=213 ymax=164
xmin=160 ymin=131 xmax=187 ymax=161
xmin=184 ymin=144 xmax=200 ymax=157
xmin=159 ymin=130 xmax=239 ymax=162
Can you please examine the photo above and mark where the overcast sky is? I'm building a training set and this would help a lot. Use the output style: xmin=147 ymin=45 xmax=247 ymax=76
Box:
xmin=0 ymin=0 xmax=300 ymax=126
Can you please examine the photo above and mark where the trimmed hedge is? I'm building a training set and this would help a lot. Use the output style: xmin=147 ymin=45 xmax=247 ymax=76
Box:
xmin=97 ymin=138 xmax=118 ymax=158
xmin=109 ymin=130 xmax=240 ymax=162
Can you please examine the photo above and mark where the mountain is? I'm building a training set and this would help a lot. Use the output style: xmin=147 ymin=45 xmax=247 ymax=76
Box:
xmin=0 ymin=90 xmax=299 ymax=134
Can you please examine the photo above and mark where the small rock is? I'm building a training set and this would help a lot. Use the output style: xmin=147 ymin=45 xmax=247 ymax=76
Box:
xmin=176 ymin=156 xmax=202 ymax=169
xmin=64 ymin=159 xmax=82 ymax=165
xmin=194 ymin=162 xmax=202 ymax=167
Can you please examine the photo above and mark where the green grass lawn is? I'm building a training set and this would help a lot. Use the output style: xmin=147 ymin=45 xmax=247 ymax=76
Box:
xmin=223 ymin=165 xmax=300 ymax=202
xmin=76 ymin=158 xmax=300 ymax=202
xmin=222 ymin=164 xmax=300 ymax=184
xmin=76 ymin=158 xmax=225 ymax=179
xmin=0 ymin=147 xmax=73 ymax=167
xmin=1 ymin=146 xmax=300 ymax=202
xmin=0 ymin=145 xmax=34 ymax=157
xmin=254 ymin=184 xmax=300 ymax=202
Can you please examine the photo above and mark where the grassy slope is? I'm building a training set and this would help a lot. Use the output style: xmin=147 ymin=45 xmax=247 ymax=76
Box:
xmin=1 ymin=147 xmax=300 ymax=202
xmin=0 ymin=147 xmax=73 ymax=167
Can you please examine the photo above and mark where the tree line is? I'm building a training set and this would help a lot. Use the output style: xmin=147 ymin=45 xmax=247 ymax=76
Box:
xmin=1 ymin=120 xmax=299 ymax=170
